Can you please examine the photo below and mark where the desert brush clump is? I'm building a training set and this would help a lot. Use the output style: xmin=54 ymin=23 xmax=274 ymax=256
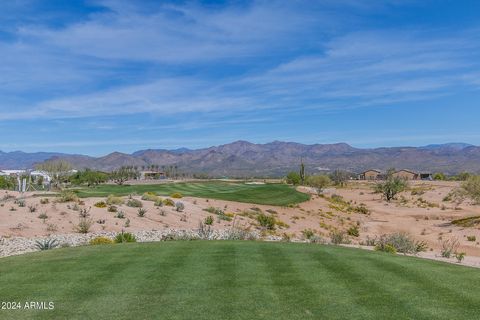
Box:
xmin=75 ymin=218 xmax=93 ymax=234
xmin=57 ymin=190 xmax=79 ymax=203
xmin=330 ymin=230 xmax=350 ymax=245
xmin=141 ymin=192 xmax=159 ymax=202
xmin=106 ymin=195 xmax=124 ymax=205
xmin=137 ymin=208 xmax=147 ymax=217
xmin=114 ymin=231 xmax=137 ymax=243
xmin=127 ymin=199 xmax=143 ymax=208
xmin=440 ymin=237 xmax=460 ymax=258
xmin=89 ymin=236 xmax=114 ymax=245
xmin=374 ymin=233 xmax=427 ymax=254
xmin=204 ymin=215 xmax=214 ymax=225
xmin=197 ymin=221 xmax=214 ymax=240
xmin=256 ymin=213 xmax=276 ymax=230
xmin=347 ymin=224 xmax=360 ymax=237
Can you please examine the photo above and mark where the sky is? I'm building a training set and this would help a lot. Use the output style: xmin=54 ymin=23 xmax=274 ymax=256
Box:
xmin=1 ymin=0 xmax=480 ymax=156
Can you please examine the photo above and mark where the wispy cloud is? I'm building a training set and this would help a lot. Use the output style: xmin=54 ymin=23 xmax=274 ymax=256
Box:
xmin=1 ymin=1 xmax=480 ymax=152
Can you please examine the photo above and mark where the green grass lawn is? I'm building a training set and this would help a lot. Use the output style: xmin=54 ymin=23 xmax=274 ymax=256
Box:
xmin=73 ymin=182 xmax=310 ymax=206
xmin=1 ymin=241 xmax=479 ymax=320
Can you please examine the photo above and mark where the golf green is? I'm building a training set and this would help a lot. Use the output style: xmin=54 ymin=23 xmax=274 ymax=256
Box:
xmin=74 ymin=182 xmax=310 ymax=206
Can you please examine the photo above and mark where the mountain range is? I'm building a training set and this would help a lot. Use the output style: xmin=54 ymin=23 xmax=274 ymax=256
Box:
xmin=0 ymin=141 xmax=479 ymax=177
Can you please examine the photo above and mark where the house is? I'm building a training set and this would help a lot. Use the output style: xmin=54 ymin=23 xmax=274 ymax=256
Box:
xmin=359 ymin=169 xmax=382 ymax=180
xmin=392 ymin=169 xmax=419 ymax=180
xmin=139 ymin=170 xmax=166 ymax=180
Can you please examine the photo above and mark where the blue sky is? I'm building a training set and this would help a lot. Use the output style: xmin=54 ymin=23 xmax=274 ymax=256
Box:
xmin=1 ymin=0 xmax=480 ymax=155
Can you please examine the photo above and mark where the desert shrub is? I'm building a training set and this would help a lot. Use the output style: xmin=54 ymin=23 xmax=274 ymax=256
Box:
xmin=204 ymin=215 xmax=214 ymax=225
xmin=116 ymin=211 xmax=125 ymax=219
xmin=203 ymin=206 xmax=216 ymax=213
xmin=89 ymin=236 xmax=114 ymax=245
xmin=38 ymin=212 xmax=48 ymax=221
xmin=175 ymin=202 xmax=185 ymax=212
xmin=467 ymin=235 xmax=476 ymax=242
xmin=285 ymin=171 xmax=301 ymax=185
xmin=451 ymin=216 xmax=480 ymax=227
xmin=114 ymin=232 xmax=137 ymax=243
xmin=347 ymin=225 xmax=360 ymax=237
xmin=375 ymin=244 xmax=397 ymax=254
xmin=16 ymin=199 xmax=26 ymax=207
xmin=154 ymin=198 xmax=164 ymax=207
xmin=441 ymin=237 xmax=460 ymax=258
xmin=302 ymin=229 xmax=315 ymax=240
xmin=106 ymin=195 xmax=124 ymax=205
xmin=309 ymin=235 xmax=324 ymax=244
xmin=171 ymin=192 xmax=183 ymax=199
xmin=127 ymin=199 xmax=143 ymax=208
xmin=306 ymin=175 xmax=331 ymax=194
xmin=224 ymin=227 xmax=257 ymax=240
xmin=352 ymin=204 xmax=370 ymax=215
xmin=96 ymin=219 xmax=106 ymax=224
xmin=374 ymin=177 xmax=408 ymax=201
xmin=455 ymin=252 xmax=466 ymax=263
xmin=35 ymin=239 xmax=59 ymax=251
xmin=78 ymin=207 xmax=91 ymax=218
xmin=137 ymin=208 xmax=147 ymax=217
xmin=141 ymin=192 xmax=159 ymax=202
xmin=460 ymin=176 xmax=480 ymax=204
xmin=124 ymin=218 xmax=130 ymax=228
xmin=197 ymin=221 xmax=214 ymax=239
xmin=330 ymin=230 xmax=349 ymax=244
xmin=107 ymin=205 xmax=118 ymax=213
xmin=256 ymin=214 xmax=276 ymax=230
xmin=75 ymin=218 xmax=93 ymax=234
xmin=28 ymin=204 xmax=38 ymax=213
xmin=163 ymin=198 xmax=175 ymax=206
xmin=40 ymin=198 xmax=49 ymax=205
xmin=94 ymin=201 xmax=107 ymax=208
xmin=57 ymin=190 xmax=79 ymax=203
xmin=375 ymin=233 xmax=427 ymax=254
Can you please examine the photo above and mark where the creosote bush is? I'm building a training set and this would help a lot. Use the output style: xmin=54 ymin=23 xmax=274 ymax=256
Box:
xmin=106 ymin=195 xmax=124 ymax=205
xmin=57 ymin=190 xmax=79 ymax=203
xmin=375 ymin=233 xmax=427 ymax=254
xmin=141 ymin=192 xmax=159 ymax=202
xmin=256 ymin=213 xmax=276 ymax=230
xmin=127 ymin=199 xmax=143 ymax=208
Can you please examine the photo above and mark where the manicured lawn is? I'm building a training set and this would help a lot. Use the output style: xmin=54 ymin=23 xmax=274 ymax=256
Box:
xmin=74 ymin=182 xmax=310 ymax=206
xmin=0 ymin=241 xmax=479 ymax=319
